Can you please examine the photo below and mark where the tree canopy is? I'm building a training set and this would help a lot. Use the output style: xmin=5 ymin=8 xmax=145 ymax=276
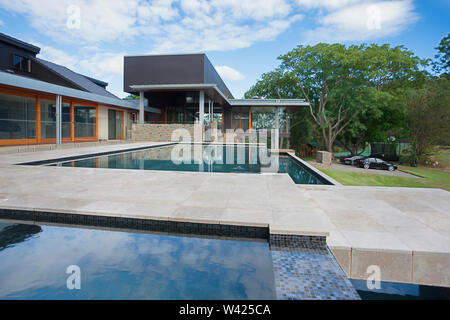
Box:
xmin=433 ymin=33 xmax=450 ymax=75
xmin=245 ymin=43 xmax=428 ymax=153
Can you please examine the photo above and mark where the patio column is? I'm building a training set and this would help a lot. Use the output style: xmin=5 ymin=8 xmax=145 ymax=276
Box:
xmin=199 ymin=91 xmax=205 ymax=141
xmin=199 ymin=91 xmax=204 ymax=125
xmin=208 ymin=99 xmax=211 ymax=125
xmin=274 ymin=107 xmax=279 ymax=150
xmin=55 ymin=95 xmax=62 ymax=145
xmin=139 ymin=91 xmax=144 ymax=124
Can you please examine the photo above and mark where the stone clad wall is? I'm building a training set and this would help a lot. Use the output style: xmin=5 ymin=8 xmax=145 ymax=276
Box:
xmin=131 ymin=123 xmax=196 ymax=142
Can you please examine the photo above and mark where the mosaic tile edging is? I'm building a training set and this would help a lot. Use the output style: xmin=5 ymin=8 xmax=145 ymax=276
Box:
xmin=270 ymin=234 xmax=360 ymax=300
xmin=0 ymin=208 xmax=269 ymax=240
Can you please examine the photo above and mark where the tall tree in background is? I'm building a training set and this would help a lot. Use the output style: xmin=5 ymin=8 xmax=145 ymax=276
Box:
xmin=336 ymin=44 xmax=427 ymax=155
xmin=244 ymin=68 xmax=298 ymax=99
xmin=405 ymin=77 xmax=450 ymax=159
xmin=279 ymin=43 xmax=368 ymax=152
xmin=433 ymin=33 xmax=450 ymax=76
xmin=246 ymin=43 xmax=427 ymax=153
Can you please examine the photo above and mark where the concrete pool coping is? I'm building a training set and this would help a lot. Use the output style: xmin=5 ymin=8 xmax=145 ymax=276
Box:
xmin=0 ymin=141 xmax=449 ymax=288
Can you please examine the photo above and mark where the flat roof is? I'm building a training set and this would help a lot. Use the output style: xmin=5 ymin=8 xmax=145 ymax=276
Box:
xmin=130 ymin=83 xmax=309 ymax=107
xmin=0 ymin=71 xmax=160 ymax=113
xmin=130 ymin=83 xmax=230 ymax=103
xmin=229 ymin=98 xmax=308 ymax=107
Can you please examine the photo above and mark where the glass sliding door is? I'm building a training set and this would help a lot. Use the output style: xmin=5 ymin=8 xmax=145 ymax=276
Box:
xmin=108 ymin=109 xmax=123 ymax=140
xmin=108 ymin=109 xmax=116 ymax=140
xmin=74 ymin=104 xmax=96 ymax=138
xmin=116 ymin=112 xmax=122 ymax=139
xmin=0 ymin=92 xmax=36 ymax=142
xmin=40 ymin=99 xmax=71 ymax=140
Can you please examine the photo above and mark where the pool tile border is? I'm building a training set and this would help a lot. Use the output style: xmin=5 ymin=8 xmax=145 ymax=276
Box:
xmin=0 ymin=208 xmax=269 ymax=240
xmin=270 ymin=234 xmax=360 ymax=300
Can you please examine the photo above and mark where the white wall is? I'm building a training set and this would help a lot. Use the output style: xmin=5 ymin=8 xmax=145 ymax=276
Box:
xmin=98 ymin=105 xmax=130 ymax=140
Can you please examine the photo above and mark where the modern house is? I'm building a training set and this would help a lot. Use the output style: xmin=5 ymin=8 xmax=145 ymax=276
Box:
xmin=0 ymin=32 xmax=158 ymax=146
xmin=0 ymin=33 xmax=308 ymax=147
xmin=124 ymin=54 xmax=308 ymax=146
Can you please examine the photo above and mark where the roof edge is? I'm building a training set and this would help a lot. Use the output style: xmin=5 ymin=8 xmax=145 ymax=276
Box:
xmin=0 ymin=32 xmax=41 ymax=54
xmin=0 ymin=71 xmax=160 ymax=114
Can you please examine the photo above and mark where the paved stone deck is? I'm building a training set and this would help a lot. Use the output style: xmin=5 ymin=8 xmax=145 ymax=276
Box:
xmin=0 ymin=142 xmax=448 ymax=288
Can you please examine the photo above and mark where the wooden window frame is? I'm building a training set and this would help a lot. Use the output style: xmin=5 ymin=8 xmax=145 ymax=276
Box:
xmin=0 ymin=86 xmax=100 ymax=146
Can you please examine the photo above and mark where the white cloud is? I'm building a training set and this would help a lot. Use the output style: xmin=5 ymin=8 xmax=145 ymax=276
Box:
xmin=302 ymin=0 xmax=419 ymax=43
xmin=0 ymin=0 xmax=300 ymax=53
xmin=32 ymin=41 xmax=125 ymax=97
xmin=78 ymin=53 xmax=124 ymax=76
xmin=149 ymin=14 xmax=303 ymax=53
xmin=215 ymin=66 xmax=245 ymax=80
xmin=294 ymin=0 xmax=366 ymax=9
xmin=0 ymin=0 xmax=420 ymax=97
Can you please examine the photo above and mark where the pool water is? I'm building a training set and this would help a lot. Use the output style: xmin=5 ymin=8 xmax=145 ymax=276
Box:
xmin=51 ymin=144 xmax=331 ymax=185
xmin=0 ymin=221 xmax=276 ymax=300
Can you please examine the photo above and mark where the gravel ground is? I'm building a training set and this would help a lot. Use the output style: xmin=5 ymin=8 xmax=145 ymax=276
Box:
xmin=308 ymin=161 xmax=421 ymax=178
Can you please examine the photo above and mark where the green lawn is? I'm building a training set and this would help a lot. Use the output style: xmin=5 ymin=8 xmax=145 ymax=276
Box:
xmin=320 ymin=166 xmax=450 ymax=191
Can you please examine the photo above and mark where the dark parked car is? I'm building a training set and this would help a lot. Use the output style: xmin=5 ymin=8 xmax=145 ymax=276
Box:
xmin=341 ymin=155 xmax=365 ymax=165
xmin=357 ymin=157 xmax=398 ymax=171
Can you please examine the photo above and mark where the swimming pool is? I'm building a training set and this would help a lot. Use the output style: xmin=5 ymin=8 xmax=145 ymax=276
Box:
xmin=0 ymin=213 xmax=362 ymax=300
xmin=0 ymin=221 xmax=276 ymax=300
xmin=48 ymin=144 xmax=331 ymax=185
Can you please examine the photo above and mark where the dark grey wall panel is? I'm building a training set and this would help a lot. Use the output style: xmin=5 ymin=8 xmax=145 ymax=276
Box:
xmin=124 ymin=54 xmax=205 ymax=92
xmin=124 ymin=53 xmax=234 ymax=100
xmin=0 ymin=42 xmax=81 ymax=90
xmin=0 ymin=41 xmax=35 ymax=71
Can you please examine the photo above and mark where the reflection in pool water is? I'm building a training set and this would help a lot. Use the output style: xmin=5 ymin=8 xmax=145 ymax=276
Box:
xmin=0 ymin=222 xmax=276 ymax=300
xmin=51 ymin=144 xmax=331 ymax=185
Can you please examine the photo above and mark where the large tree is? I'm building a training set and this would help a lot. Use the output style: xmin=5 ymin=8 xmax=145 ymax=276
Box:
xmin=433 ymin=33 xmax=450 ymax=75
xmin=336 ymin=44 xmax=427 ymax=155
xmin=246 ymin=43 xmax=427 ymax=153
xmin=404 ymin=77 xmax=450 ymax=159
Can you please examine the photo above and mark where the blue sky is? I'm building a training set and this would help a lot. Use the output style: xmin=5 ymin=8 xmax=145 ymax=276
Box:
xmin=0 ymin=0 xmax=448 ymax=99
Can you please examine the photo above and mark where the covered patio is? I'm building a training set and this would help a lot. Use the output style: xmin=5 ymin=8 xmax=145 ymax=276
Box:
xmin=131 ymin=86 xmax=308 ymax=147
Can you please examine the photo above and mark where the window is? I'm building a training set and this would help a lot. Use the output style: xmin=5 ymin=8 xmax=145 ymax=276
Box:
xmin=0 ymin=92 xmax=36 ymax=140
xmin=232 ymin=107 xmax=249 ymax=130
xmin=250 ymin=108 xmax=288 ymax=132
xmin=74 ymin=105 xmax=96 ymax=138
xmin=40 ymin=100 xmax=71 ymax=139
xmin=13 ymin=55 xmax=31 ymax=72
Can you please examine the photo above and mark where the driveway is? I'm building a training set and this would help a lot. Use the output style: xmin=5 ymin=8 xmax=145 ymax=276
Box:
xmin=309 ymin=161 xmax=420 ymax=178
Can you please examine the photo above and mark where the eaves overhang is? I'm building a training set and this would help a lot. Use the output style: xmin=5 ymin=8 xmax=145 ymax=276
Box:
xmin=130 ymin=83 xmax=230 ymax=106
xmin=0 ymin=71 xmax=160 ymax=113
xmin=229 ymin=99 xmax=309 ymax=107
xmin=130 ymin=84 xmax=309 ymax=108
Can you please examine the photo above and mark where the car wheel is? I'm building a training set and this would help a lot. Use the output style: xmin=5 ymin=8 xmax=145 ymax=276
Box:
xmin=364 ymin=163 xmax=369 ymax=169
xmin=388 ymin=166 xmax=394 ymax=171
